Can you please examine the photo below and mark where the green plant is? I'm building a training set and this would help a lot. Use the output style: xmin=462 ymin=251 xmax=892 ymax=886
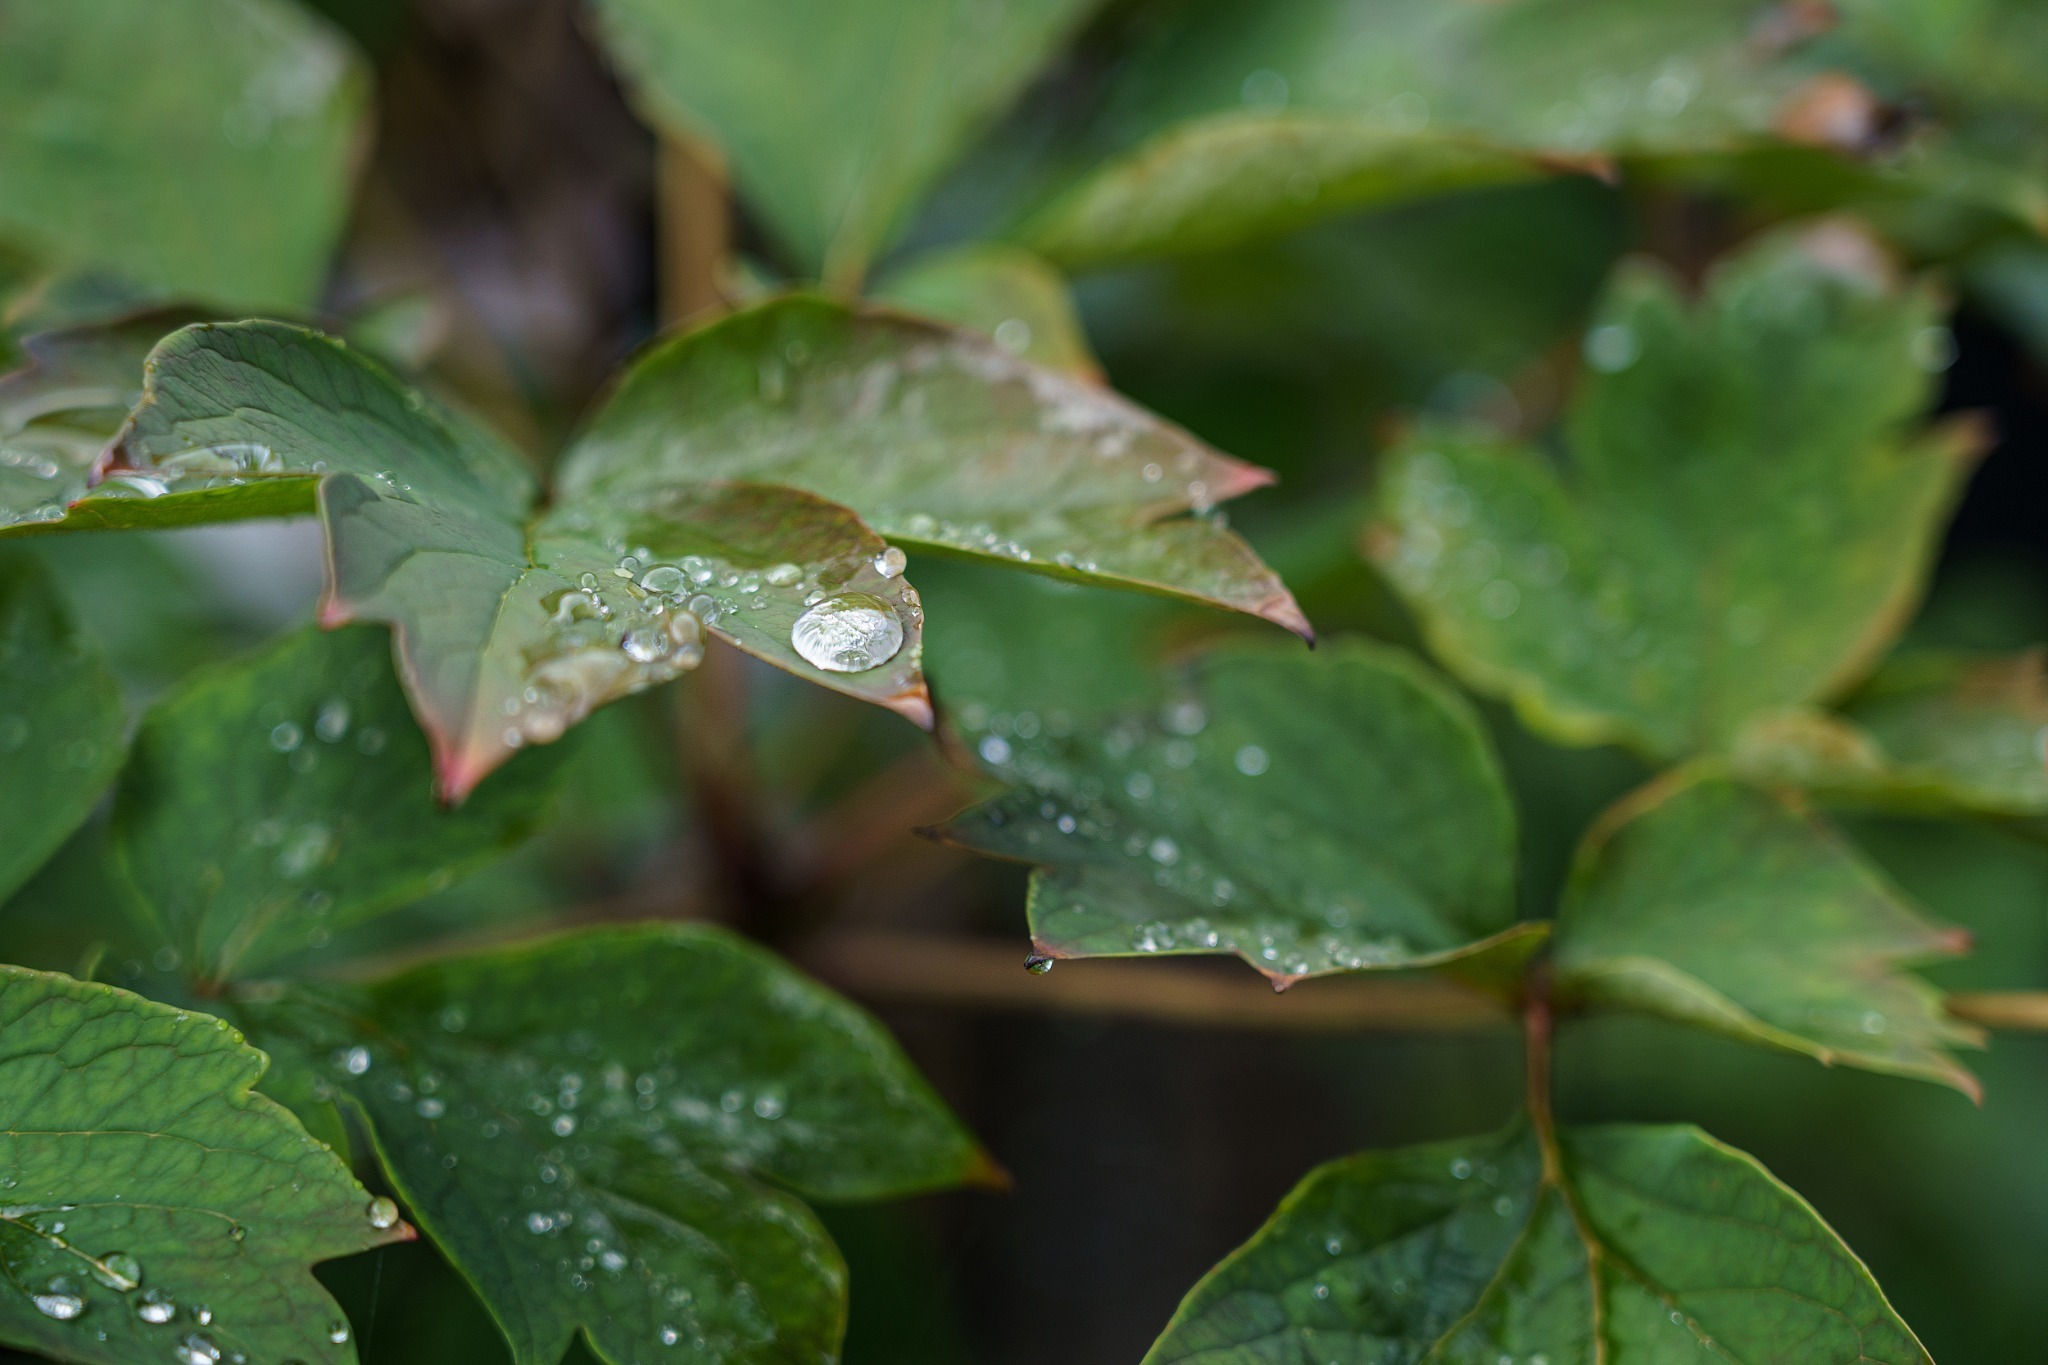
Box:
xmin=5 ymin=0 xmax=2048 ymax=1361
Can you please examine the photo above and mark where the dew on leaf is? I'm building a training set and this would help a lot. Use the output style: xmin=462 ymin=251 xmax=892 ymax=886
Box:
xmin=789 ymin=593 xmax=904 ymax=672
xmin=91 ymin=1252 xmax=141 ymax=1291
xmin=135 ymin=1288 xmax=176 ymax=1324
xmin=32 ymin=1287 xmax=84 ymax=1321
xmin=366 ymin=1196 xmax=400 ymax=1229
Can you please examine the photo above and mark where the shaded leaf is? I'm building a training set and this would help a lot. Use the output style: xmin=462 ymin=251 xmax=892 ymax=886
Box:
xmin=105 ymin=320 xmax=926 ymax=800
xmin=560 ymin=296 xmax=1307 ymax=637
xmin=590 ymin=0 xmax=1096 ymax=287
xmin=1027 ymin=0 xmax=1839 ymax=268
xmin=1554 ymin=772 xmax=1981 ymax=1095
xmin=240 ymin=924 xmax=991 ymax=1365
xmin=1368 ymin=226 xmax=1976 ymax=761
xmin=1145 ymin=1119 xmax=1929 ymax=1364
xmin=111 ymin=624 xmax=568 ymax=984
xmin=0 ymin=967 xmax=409 ymax=1364
xmin=938 ymin=639 xmax=1538 ymax=985
xmin=1733 ymin=650 xmax=2048 ymax=817
xmin=0 ymin=550 xmax=123 ymax=904
xmin=876 ymin=244 xmax=1098 ymax=376
xmin=0 ymin=0 xmax=368 ymax=311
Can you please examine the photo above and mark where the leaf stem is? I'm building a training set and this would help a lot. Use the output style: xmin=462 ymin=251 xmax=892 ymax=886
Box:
xmin=1523 ymin=963 xmax=1562 ymax=1184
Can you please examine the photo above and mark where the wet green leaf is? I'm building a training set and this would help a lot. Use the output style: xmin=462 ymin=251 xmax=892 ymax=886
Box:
xmin=1028 ymin=0 xmax=1833 ymax=267
xmin=1145 ymin=1120 xmax=1929 ymax=1364
xmin=0 ymin=0 xmax=368 ymax=311
xmin=590 ymin=0 xmax=1095 ymax=287
xmin=938 ymin=639 xmax=1539 ymax=984
xmin=111 ymin=624 xmax=568 ymax=983
xmin=105 ymin=320 xmax=927 ymax=800
xmin=240 ymin=924 xmax=992 ymax=1365
xmin=0 ymin=967 xmax=409 ymax=1364
xmin=1369 ymin=227 xmax=1977 ymax=761
xmin=561 ymin=296 xmax=1307 ymax=637
xmin=1733 ymin=650 xmax=2048 ymax=818
xmin=877 ymin=245 xmax=1098 ymax=376
xmin=0 ymin=550 xmax=123 ymax=904
xmin=1555 ymin=772 xmax=1981 ymax=1096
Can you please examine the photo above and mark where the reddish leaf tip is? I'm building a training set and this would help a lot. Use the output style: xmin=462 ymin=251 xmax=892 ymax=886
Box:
xmin=882 ymin=683 xmax=936 ymax=731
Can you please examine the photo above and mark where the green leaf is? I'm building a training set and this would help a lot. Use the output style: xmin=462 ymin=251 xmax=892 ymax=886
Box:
xmin=111 ymin=623 xmax=569 ymax=983
xmin=876 ymin=244 xmax=1098 ymax=376
xmin=938 ymin=639 xmax=1540 ymax=985
xmin=1732 ymin=650 xmax=2048 ymax=818
xmin=239 ymin=924 xmax=992 ymax=1365
xmin=589 ymin=0 xmax=1096 ymax=287
xmin=0 ymin=0 xmax=368 ymax=311
xmin=1144 ymin=1119 xmax=1930 ymax=1364
xmin=0 ymin=967 xmax=409 ymax=1364
xmin=0 ymin=308 xmax=208 ymax=535
xmin=1554 ymin=771 xmax=1981 ymax=1096
xmin=560 ymin=296 xmax=1308 ymax=638
xmin=1025 ymin=0 xmax=1832 ymax=268
xmin=0 ymin=550 xmax=123 ymax=904
xmin=1368 ymin=226 xmax=1977 ymax=761
xmin=107 ymin=319 xmax=928 ymax=801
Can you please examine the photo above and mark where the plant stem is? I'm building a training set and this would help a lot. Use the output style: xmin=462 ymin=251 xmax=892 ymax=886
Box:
xmin=1523 ymin=964 xmax=1563 ymax=1184
xmin=656 ymin=132 xmax=730 ymax=325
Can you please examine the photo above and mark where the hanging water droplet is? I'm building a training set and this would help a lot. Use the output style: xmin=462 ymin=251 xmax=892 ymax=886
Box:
xmin=789 ymin=593 xmax=904 ymax=672
xmin=91 ymin=1252 xmax=141 ymax=1291
xmin=366 ymin=1196 xmax=400 ymax=1229
xmin=1023 ymin=954 xmax=1054 ymax=975
xmin=873 ymin=546 xmax=907 ymax=578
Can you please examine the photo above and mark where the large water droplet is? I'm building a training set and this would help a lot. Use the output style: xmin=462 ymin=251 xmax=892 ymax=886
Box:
xmin=32 ymin=1290 xmax=84 ymax=1320
xmin=1023 ymin=954 xmax=1054 ymax=975
xmin=789 ymin=593 xmax=904 ymax=673
xmin=638 ymin=565 xmax=686 ymax=594
xmin=92 ymin=1252 xmax=141 ymax=1291
xmin=366 ymin=1196 xmax=400 ymax=1229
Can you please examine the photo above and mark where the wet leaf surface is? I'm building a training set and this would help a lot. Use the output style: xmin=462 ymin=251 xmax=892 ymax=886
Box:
xmin=239 ymin=925 xmax=991 ymax=1365
xmin=112 ymin=624 xmax=569 ymax=983
xmin=0 ymin=550 xmax=123 ymax=904
xmin=1370 ymin=228 xmax=1976 ymax=761
xmin=0 ymin=968 xmax=409 ymax=1364
xmin=939 ymin=639 xmax=1538 ymax=984
xmin=0 ymin=0 xmax=367 ymax=310
xmin=1555 ymin=772 xmax=1982 ymax=1096
xmin=1144 ymin=1120 xmax=1930 ymax=1364
xmin=877 ymin=245 xmax=1098 ymax=376
xmin=590 ymin=0 xmax=1094 ymax=285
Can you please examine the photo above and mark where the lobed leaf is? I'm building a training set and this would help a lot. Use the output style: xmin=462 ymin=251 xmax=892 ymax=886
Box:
xmin=560 ymin=296 xmax=1308 ymax=638
xmin=239 ymin=924 xmax=992 ymax=1365
xmin=111 ymin=623 xmax=569 ymax=983
xmin=938 ymin=639 xmax=1539 ymax=985
xmin=589 ymin=0 xmax=1096 ymax=287
xmin=0 ymin=0 xmax=368 ymax=311
xmin=0 ymin=550 xmax=123 ymax=904
xmin=1145 ymin=1120 xmax=1930 ymax=1364
xmin=1554 ymin=772 xmax=1982 ymax=1096
xmin=1369 ymin=226 xmax=1978 ymax=761
xmin=0 ymin=967 xmax=409 ymax=1364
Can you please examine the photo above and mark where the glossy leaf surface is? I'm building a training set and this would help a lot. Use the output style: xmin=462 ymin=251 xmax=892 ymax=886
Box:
xmin=242 ymin=925 xmax=990 ymax=1365
xmin=591 ymin=0 xmax=1094 ymax=285
xmin=877 ymin=245 xmax=1098 ymax=376
xmin=0 ymin=0 xmax=367 ymax=310
xmin=562 ymin=296 xmax=1307 ymax=636
xmin=1370 ymin=229 xmax=1974 ymax=760
xmin=0 ymin=551 xmax=123 ymax=904
xmin=112 ymin=624 xmax=567 ymax=983
xmin=939 ymin=640 xmax=1536 ymax=984
xmin=0 ymin=968 xmax=408 ymax=1364
xmin=1145 ymin=1121 xmax=1929 ymax=1364
xmin=1555 ymin=773 xmax=1981 ymax=1095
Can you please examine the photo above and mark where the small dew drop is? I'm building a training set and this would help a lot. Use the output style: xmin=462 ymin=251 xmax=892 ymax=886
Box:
xmin=92 ymin=1252 xmax=141 ymax=1291
xmin=328 ymin=1321 xmax=350 ymax=1345
xmin=978 ymin=735 xmax=1013 ymax=765
xmin=32 ymin=1290 xmax=84 ymax=1321
xmin=135 ymin=1288 xmax=176 ymax=1324
xmin=174 ymin=1333 xmax=221 ymax=1365
xmin=269 ymin=722 xmax=302 ymax=752
xmin=873 ymin=545 xmax=907 ymax=578
xmin=366 ymin=1196 xmax=400 ymax=1229
xmin=1024 ymin=954 xmax=1054 ymax=975
xmin=1234 ymin=744 xmax=1268 ymax=776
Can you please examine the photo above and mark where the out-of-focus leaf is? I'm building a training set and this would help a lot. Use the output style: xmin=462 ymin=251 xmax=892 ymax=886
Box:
xmin=877 ymin=245 xmax=1098 ymax=376
xmin=1734 ymin=650 xmax=2048 ymax=817
xmin=589 ymin=0 xmax=1096 ymax=287
xmin=240 ymin=925 xmax=992 ymax=1365
xmin=561 ymin=296 xmax=1308 ymax=636
xmin=0 ymin=550 xmax=123 ymax=903
xmin=1027 ymin=0 xmax=1843 ymax=268
xmin=1369 ymin=227 xmax=1975 ymax=761
xmin=105 ymin=320 xmax=927 ymax=800
xmin=0 ymin=309 xmax=207 ymax=535
xmin=0 ymin=968 xmax=409 ymax=1364
xmin=111 ymin=624 xmax=568 ymax=984
xmin=0 ymin=0 xmax=367 ymax=311
xmin=939 ymin=639 xmax=1539 ymax=985
xmin=1144 ymin=1119 xmax=1930 ymax=1364
xmin=1555 ymin=772 xmax=1981 ymax=1096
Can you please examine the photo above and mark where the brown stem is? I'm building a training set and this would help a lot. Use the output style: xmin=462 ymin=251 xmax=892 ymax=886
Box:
xmin=657 ymin=132 xmax=731 ymax=325
xmin=1523 ymin=965 xmax=1563 ymax=1183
